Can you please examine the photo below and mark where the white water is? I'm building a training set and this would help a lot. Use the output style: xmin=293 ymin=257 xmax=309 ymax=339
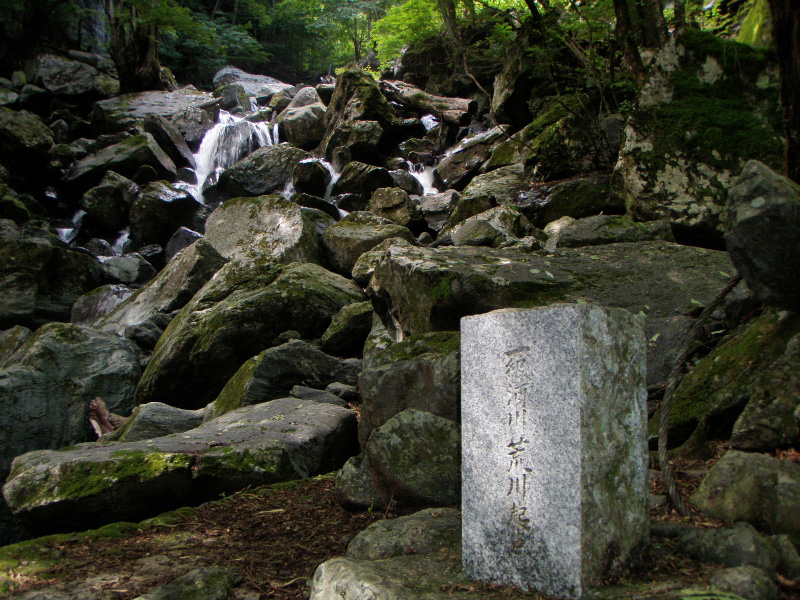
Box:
xmin=408 ymin=163 xmax=438 ymax=196
xmin=55 ymin=209 xmax=86 ymax=244
xmin=193 ymin=110 xmax=274 ymax=202
xmin=112 ymin=227 xmax=130 ymax=255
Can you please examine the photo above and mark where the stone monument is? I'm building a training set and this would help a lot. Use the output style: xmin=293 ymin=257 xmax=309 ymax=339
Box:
xmin=461 ymin=304 xmax=648 ymax=599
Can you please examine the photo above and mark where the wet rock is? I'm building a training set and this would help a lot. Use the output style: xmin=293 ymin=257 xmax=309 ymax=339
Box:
xmin=358 ymin=332 xmax=460 ymax=448
xmin=332 ymin=161 xmax=395 ymax=199
xmin=70 ymin=284 xmax=134 ymax=326
xmin=0 ymin=322 xmax=141 ymax=478
xmin=320 ymin=211 xmax=416 ymax=276
xmin=218 ymin=83 xmax=250 ymax=113
xmin=725 ymin=160 xmax=800 ymax=311
xmin=3 ymin=398 xmax=357 ymax=535
xmin=213 ymin=67 xmax=291 ymax=98
xmin=210 ymin=144 xmax=308 ymax=202
xmin=79 ymin=171 xmax=138 ymax=231
xmin=691 ymin=450 xmax=800 ymax=537
xmin=320 ymin=301 xmax=373 ymax=357
xmin=129 ymin=181 xmax=202 ymax=248
xmin=170 ymin=107 xmax=216 ymax=150
xmin=0 ymin=238 xmax=104 ymax=328
xmin=433 ymin=126 xmax=506 ymax=191
xmin=293 ymin=159 xmax=331 ymax=198
xmin=92 ymin=87 xmax=216 ymax=134
xmin=291 ymin=193 xmax=340 ymax=221
xmin=66 ymin=134 xmax=177 ymax=190
xmin=98 ymin=254 xmax=157 ymax=285
xmin=369 ymin=242 xmax=734 ymax=339
xmin=96 ymin=239 xmax=227 ymax=336
xmin=205 ymin=340 xmax=360 ymax=421
xmin=204 ymin=195 xmax=323 ymax=265
xmin=135 ymin=260 xmax=364 ymax=409
xmin=365 ymin=409 xmax=460 ymax=506
xmin=143 ymin=114 xmax=196 ymax=170
xmin=115 ymin=403 xmax=204 ymax=442
xmin=612 ymin=30 xmax=784 ymax=244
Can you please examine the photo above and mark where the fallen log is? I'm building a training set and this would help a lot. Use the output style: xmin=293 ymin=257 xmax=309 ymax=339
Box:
xmin=379 ymin=80 xmax=477 ymax=126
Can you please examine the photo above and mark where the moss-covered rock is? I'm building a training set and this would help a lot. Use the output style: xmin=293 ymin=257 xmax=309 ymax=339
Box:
xmin=369 ymin=187 xmax=422 ymax=229
xmin=319 ymin=120 xmax=384 ymax=163
xmin=358 ymin=332 xmax=460 ymax=448
xmin=320 ymin=211 xmax=416 ymax=276
xmin=547 ymin=215 xmax=674 ymax=250
xmin=204 ymin=194 xmax=324 ymax=265
xmin=92 ymin=87 xmax=216 ymax=134
xmin=129 ymin=181 xmax=202 ymax=248
xmin=368 ymin=242 xmax=734 ymax=339
xmin=0 ymin=237 xmax=104 ymax=328
xmin=528 ymin=174 xmax=621 ymax=228
xmin=433 ymin=126 xmax=507 ymax=191
xmin=612 ymin=29 xmax=784 ymax=244
xmin=205 ymin=340 xmax=360 ymax=421
xmin=2 ymin=398 xmax=357 ymax=535
xmin=365 ymin=409 xmax=461 ymax=506
xmin=277 ymin=88 xmax=327 ymax=150
xmin=321 ymin=301 xmax=374 ymax=357
xmin=28 ymin=53 xmax=118 ymax=99
xmin=209 ymin=143 xmax=309 ymax=203
xmin=79 ymin=171 xmax=138 ymax=231
xmin=332 ymin=161 xmax=395 ymax=199
xmin=351 ymin=236 xmax=416 ymax=287
xmin=135 ymin=260 xmax=364 ymax=409
xmin=441 ymin=165 xmax=526 ymax=233
xmin=656 ymin=312 xmax=800 ymax=450
xmin=450 ymin=205 xmax=533 ymax=248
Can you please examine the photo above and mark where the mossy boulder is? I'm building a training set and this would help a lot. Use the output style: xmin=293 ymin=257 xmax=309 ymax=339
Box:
xmin=450 ymin=205 xmax=533 ymax=248
xmin=66 ymin=134 xmax=178 ymax=190
xmin=320 ymin=301 xmax=374 ymax=357
xmin=0 ymin=325 xmax=31 ymax=366
xmin=204 ymin=195 xmax=324 ymax=265
xmin=27 ymin=53 xmax=118 ymax=99
xmin=113 ymin=402 xmax=204 ymax=442
xmin=656 ymin=312 xmax=800 ymax=450
xmin=0 ymin=237 xmax=104 ymax=328
xmin=691 ymin=451 xmax=800 ymax=538
xmin=419 ymin=190 xmax=460 ymax=233
xmin=135 ymin=260 xmax=364 ymax=409
xmin=368 ymin=242 xmax=734 ymax=339
xmin=484 ymin=95 xmax=604 ymax=180
xmin=205 ymin=340 xmax=360 ymax=421
xmin=293 ymin=158 xmax=332 ymax=197
xmin=0 ymin=108 xmax=53 ymax=165
xmin=96 ymin=239 xmax=227 ymax=336
xmin=351 ymin=236 xmax=416 ymax=287
xmin=129 ymin=181 xmax=203 ymax=248
xmin=0 ymin=322 xmax=141 ymax=479
xmin=528 ymin=174 xmax=621 ymax=228
xmin=320 ymin=211 xmax=416 ymax=276
xmin=79 ymin=171 xmax=138 ymax=231
xmin=612 ymin=29 xmax=784 ymax=244
xmin=358 ymin=332 xmax=460 ymax=448
xmin=318 ymin=120 xmax=384 ymax=163
xmin=2 ymin=398 xmax=357 ymax=535
xmin=365 ymin=408 xmax=461 ymax=506
xmin=369 ymin=187 xmax=421 ymax=229
xmin=210 ymin=144 xmax=309 ymax=203
xmin=277 ymin=88 xmax=327 ymax=150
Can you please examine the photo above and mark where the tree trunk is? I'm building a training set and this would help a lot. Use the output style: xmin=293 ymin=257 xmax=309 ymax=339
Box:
xmin=768 ymin=0 xmax=800 ymax=183
xmin=673 ymin=0 xmax=685 ymax=28
xmin=614 ymin=0 xmax=647 ymax=88
xmin=104 ymin=0 xmax=163 ymax=93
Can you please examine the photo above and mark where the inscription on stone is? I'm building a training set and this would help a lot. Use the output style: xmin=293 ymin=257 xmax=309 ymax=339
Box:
xmin=461 ymin=304 xmax=648 ymax=599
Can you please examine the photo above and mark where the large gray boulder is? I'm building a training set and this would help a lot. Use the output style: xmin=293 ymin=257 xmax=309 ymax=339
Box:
xmin=204 ymin=195 xmax=323 ymax=265
xmin=358 ymin=332 xmax=460 ymax=447
xmin=92 ymin=86 xmax=216 ymax=134
xmin=0 ymin=108 xmax=53 ymax=165
xmin=71 ymin=284 xmax=134 ymax=325
xmin=0 ymin=238 xmax=104 ymax=328
xmin=725 ymin=160 xmax=800 ymax=311
xmin=319 ymin=120 xmax=383 ymax=163
xmin=96 ymin=239 xmax=227 ymax=336
xmin=210 ymin=144 xmax=309 ymax=202
xmin=320 ymin=211 xmax=416 ymax=276
xmin=205 ymin=340 xmax=360 ymax=421
xmin=691 ymin=451 xmax=800 ymax=538
xmin=143 ymin=114 xmax=196 ymax=170
xmin=320 ymin=301 xmax=373 ymax=357
xmin=433 ymin=127 xmax=507 ymax=191
xmin=611 ymin=30 xmax=784 ymax=243
xmin=79 ymin=171 xmax=138 ymax=231
xmin=0 ymin=322 xmax=141 ymax=478
xmin=212 ymin=66 xmax=291 ymax=98
xmin=332 ymin=161 xmax=395 ymax=200
xmin=450 ymin=205 xmax=532 ymax=247
xmin=277 ymin=87 xmax=327 ymax=149
xmin=368 ymin=242 xmax=735 ymax=339
xmin=27 ymin=54 xmax=118 ymax=99
xmin=3 ymin=398 xmax=358 ymax=535
xmin=65 ymin=134 xmax=178 ymax=190
xmin=365 ymin=409 xmax=461 ymax=506
xmin=114 ymin=403 xmax=205 ymax=442
xmin=135 ymin=260 xmax=365 ymax=409
xmin=545 ymin=215 xmax=674 ymax=250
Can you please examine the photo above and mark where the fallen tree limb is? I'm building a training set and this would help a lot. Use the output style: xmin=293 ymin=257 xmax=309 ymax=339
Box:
xmin=379 ymin=80 xmax=477 ymax=126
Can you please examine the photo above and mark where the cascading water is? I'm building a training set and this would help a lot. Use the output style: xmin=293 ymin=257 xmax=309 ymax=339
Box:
xmin=408 ymin=162 xmax=438 ymax=196
xmin=319 ymin=160 xmax=350 ymax=219
xmin=193 ymin=110 xmax=274 ymax=202
xmin=55 ymin=209 xmax=86 ymax=245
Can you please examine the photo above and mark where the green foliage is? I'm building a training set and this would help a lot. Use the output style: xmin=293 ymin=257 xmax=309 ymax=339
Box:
xmin=372 ymin=0 xmax=442 ymax=64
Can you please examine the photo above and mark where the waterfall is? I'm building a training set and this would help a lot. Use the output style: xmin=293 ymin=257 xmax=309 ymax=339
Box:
xmin=112 ymin=227 xmax=130 ymax=255
xmin=55 ymin=209 xmax=86 ymax=245
xmin=408 ymin=162 xmax=438 ymax=196
xmin=193 ymin=110 xmax=274 ymax=202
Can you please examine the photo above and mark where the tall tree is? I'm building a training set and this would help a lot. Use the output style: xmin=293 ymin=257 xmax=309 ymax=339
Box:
xmin=613 ymin=0 xmax=647 ymax=88
xmin=767 ymin=0 xmax=800 ymax=183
